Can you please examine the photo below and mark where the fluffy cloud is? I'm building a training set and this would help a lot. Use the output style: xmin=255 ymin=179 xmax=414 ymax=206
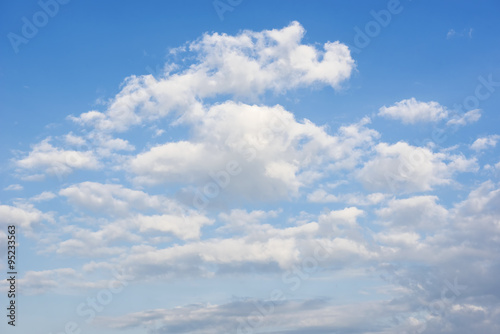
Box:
xmin=70 ymin=22 xmax=355 ymax=132
xmin=12 ymin=181 xmax=500 ymax=333
xmin=59 ymin=182 xmax=180 ymax=217
xmin=307 ymin=189 xmax=387 ymax=205
xmin=129 ymin=103 xmax=378 ymax=202
xmin=135 ymin=213 xmax=213 ymax=240
xmin=64 ymin=132 xmax=86 ymax=146
xmin=470 ymin=134 xmax=500 ymax=151
xmin=15 ymin=138 xmax=100 ymax=177
xmin=55 ymin=182 xmax=214 ymax=254
xmin=376 ymin=195 xmax=448 ymax=230
xmin=357 ymin=141 xmax=477 ymax=193
xmin=453 ymin=180 xmax=500 ymax=229
xmin=6 ymin=20 xmax=500 ymax=334
xmin=378 ymin=98 xmax=448 ymax=124
xmin=0 ymin=203 xmax=51 ymax=231
xmin=74 ymin=207 xmax=375 ymax=282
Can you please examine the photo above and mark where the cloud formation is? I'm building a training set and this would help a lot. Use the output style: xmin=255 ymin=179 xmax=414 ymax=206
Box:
xmin=378 ymin=98 xmax=448 ymax=124
xmin=4 ymin=21 xmax=500 ymax=334
xmin=70 ymin=21 xmax=355 ymax=133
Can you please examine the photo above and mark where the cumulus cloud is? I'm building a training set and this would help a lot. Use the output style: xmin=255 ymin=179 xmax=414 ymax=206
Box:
xmin=357 ymin=141 xmax=477 ymax=193
xmin=307 ymin=189 xmax=386 ymax=205
xmin=15 ymin=138 xmax=100 ymax=177
xmin=55 ymin=182 xmax=214 ymax=254
xmin=470 ymin=134 xmax=500 ymax=151
xmin=378 ymin=98 xmax=448 ymax=124
xmin=64 ymin=132 xmax=86 ymax=146
xmin=72 ymin=206 xmax=376 ymax=282
xmin=0 ymin=203 xmax=51 ymax=231
xmin=12 ymin=180 xmax=500 ymax=332
xmin=376 ymin=195 xmax=448 ymax=230
xmin=59 ymin=182 xmax=180 ymax=217
xmin=135 ymin=213 xmax=213 ymax=240
xmin=129 ymin=103 xmax=378 ymax=201
xmin=70 ymin=21 xmax=355 ymax=133
xmin=6 ymin=20 xmax=500 ymax=334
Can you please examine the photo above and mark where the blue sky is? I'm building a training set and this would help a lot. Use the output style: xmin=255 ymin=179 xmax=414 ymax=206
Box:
xmin=1 ymin=1 xmax=500 ymax=333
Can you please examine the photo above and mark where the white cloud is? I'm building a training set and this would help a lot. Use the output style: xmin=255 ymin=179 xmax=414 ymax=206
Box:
xmin=470 ymin=134 xmax=500 ymax=151
xmin=17 ymin=268 xmax=111 ymax=295
xmin=453 ymin=180 xmax=500 ymax=218
xmin=96 ymin=299 xmax=397 ymax=333
xmin=378 ymin=98 xmax=448 ymax=124
xmin=71 ymin=206 xmax=374 ymax=281
xmin=15 ymin=138 xmax=100 ymax=177
xmin=307 ymin=189 xmax=339 ymax=203
xmin=54 ymin=182 xmax=215 ymax=256
xmin=118 ymin=237 xmax=300 ymax=274
xmin=19 ymin=268 xmax=78 ymax=295
xmin=4 ymin=184 xmax=23 ymax=191
xmin=59 ymin=182 xmax=185 ymax=217
xmin=6 ymin=20 xmax=500 ymax=334
xmin=64 ymin=132 xmax=86 ymax=146
xmin=0 ymin=203 xmax=51 ymax=232
xmin=30 ymin=191 xmax=57 ymax=202
xmin=129 ymin=103 xmax=378 ymax=201
xmin=135 ymin=213 xmax=213 ymax=240
xmin=446 ymin=108 xmax=481 ymax=127
xmin=87 ymin=132 xmax=135 ymax=156
xmin=319 ymin=207 xmax=364 ymax=227
xmin=357 ymin=141 xmax=478 ymax=193
xmin=217 ymin=209 xmax=280 ymax=234
xmin=307 ymin=189 xmax=386 ymax=205
xmin=70 ymin=22 xmax=355 ymax=132
xmin=376 ymin=195 xmax=448 ymax=230
xmin=374 ymin=231 xmax=421 ymax=247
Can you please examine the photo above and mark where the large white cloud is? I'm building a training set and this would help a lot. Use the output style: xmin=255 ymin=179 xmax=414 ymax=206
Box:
xmin=376 ymin=195 xmax=448 ymax=230
xmin=129 ymin=103 xmax=378 ymax=202
xmin=357 ymin=141 xmax=477 ymax=193
xmin=70 ymin=21 xmax=355 ymax=132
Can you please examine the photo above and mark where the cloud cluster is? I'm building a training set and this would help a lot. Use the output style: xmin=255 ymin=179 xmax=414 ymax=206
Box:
xmin=70 ymin=21 xmax=355 ymax=133
xmin=130 ymin=104 xmax=378 ymax=201
xmin=4 ymin=21 xmax=500 ymax=334
xmin=357 ymin=141 xmax=477 ymax=193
